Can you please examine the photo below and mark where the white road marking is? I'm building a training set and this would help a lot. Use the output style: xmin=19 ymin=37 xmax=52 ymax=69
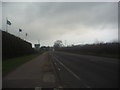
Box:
xmin=54 ymin=62 xmax=57 ymax=65
xmin=35 ymin=87 xmax=41 ymax=90
xmin=54 ymin=56 xmax=81 ymax=80
xmin=53 ymin=56 xmax=91 ymax=88
xmin=58 ymin=68 xmax=61 ymax=71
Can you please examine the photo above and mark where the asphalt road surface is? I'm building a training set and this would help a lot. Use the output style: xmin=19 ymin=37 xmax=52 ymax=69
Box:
xmin=49 ymin=51 xmax=119 ymax=88
xmin=3 ymin=51 xmax=119 ymax=88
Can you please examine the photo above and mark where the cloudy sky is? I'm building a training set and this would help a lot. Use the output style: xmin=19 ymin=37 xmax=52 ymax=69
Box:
xmin=2 ymin=2 xmax=118 ymax=47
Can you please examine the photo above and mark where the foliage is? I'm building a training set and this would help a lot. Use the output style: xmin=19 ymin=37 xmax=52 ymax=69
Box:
xmin=2 ymin=31 xmax=36 ymax=60
xmin=56 ymin=42 xmax=119 ymax=58
xmin=3 ymin=53 xmax=39 ymax=76
xmin=54 ymin=40 xmax=63 ymax=48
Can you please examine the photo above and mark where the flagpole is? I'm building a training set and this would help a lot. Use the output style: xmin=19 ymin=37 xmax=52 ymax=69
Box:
xmin=19 ymin=29 xmax=22 ymax=38
xmin=18 ymin=31 xmax=20 ymax=37
xmin=6 ymin=17 xmax=8 ymax=32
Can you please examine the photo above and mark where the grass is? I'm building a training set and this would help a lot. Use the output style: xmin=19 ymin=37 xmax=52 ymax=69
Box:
xmin=3 ymin=53 xmax=40 ymax=76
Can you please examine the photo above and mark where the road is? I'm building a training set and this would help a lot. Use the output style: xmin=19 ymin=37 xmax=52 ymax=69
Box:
xmin=49 ymin=51 xmax=119 ymax=88
xmin=3 ymin=51 xmax=119 ymax=88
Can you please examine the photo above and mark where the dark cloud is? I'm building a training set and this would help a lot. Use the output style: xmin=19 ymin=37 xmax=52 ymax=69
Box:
xmin=2 ymin=2 xmax=118 ymax=46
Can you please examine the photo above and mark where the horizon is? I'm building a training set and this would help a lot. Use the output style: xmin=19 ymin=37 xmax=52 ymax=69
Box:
xmin=2 ymin=2 xmax=118 ymax=47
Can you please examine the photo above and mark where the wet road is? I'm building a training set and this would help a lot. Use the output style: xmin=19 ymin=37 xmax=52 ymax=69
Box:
xmin=50 ymin=51 xmax=119 ymax=88
xmin=2 ymin=51 xmax=119 ymax=88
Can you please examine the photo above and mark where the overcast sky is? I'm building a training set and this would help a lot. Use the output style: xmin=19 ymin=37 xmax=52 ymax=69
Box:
xmin=2 ymin=2 xmax=118 ymax=47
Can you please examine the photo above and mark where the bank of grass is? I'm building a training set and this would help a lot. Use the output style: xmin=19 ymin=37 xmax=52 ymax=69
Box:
xmin=3 ymin=53 xmax=40 ymax=76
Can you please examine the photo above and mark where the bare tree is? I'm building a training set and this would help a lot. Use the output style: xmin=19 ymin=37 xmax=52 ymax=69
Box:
xmin=54 ymin=40 xmax=63 ymax=48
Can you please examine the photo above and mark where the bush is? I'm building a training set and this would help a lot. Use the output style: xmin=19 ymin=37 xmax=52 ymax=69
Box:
xmin=2 ymin=31 xmax=36 ymax=60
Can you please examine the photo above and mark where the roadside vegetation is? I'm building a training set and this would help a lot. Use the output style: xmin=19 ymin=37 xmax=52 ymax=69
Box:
xmin=3 ymin=53 xmax=40 ymax=76
xmin=2 ymin=31 xmax=47 ymax=76
xmin=54 ymin=41 xmax=119 ymax=59
xmin=2 ymin=31 xmax=36 ymax=60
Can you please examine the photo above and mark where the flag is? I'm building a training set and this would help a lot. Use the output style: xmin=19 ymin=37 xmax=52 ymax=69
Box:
xmin=7 ymin=20 xmax=11 ymax=25
xmin=19 ymin=28 xmax=22 ymax=32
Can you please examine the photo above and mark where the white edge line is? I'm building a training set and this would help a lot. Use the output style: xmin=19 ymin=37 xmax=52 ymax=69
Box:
xmin=54 ymin=56 xmax=91 ymax=88
xmin=35 ymin=87 xmax=41 ymax=90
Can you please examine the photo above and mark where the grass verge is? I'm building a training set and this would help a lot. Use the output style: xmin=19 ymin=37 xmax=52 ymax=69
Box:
xmin=3 ymin=53 xmax=40 ymax=76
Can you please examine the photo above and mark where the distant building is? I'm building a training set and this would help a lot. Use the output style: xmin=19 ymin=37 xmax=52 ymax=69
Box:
xmin=34 ymin=44 xmax=40 ymax=51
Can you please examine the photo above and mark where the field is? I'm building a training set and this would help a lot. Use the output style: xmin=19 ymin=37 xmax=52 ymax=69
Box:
xmin=56 ymin=42 xmax=119 ymax=58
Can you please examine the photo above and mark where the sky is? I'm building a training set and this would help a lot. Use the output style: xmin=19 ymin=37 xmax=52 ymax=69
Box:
xmin=2 ymin=2 xmax=118 ymax=47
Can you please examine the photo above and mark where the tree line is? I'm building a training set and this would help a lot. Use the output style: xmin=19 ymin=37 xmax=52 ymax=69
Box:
xmin=54 ymin=40 xmax=119 ymax=58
